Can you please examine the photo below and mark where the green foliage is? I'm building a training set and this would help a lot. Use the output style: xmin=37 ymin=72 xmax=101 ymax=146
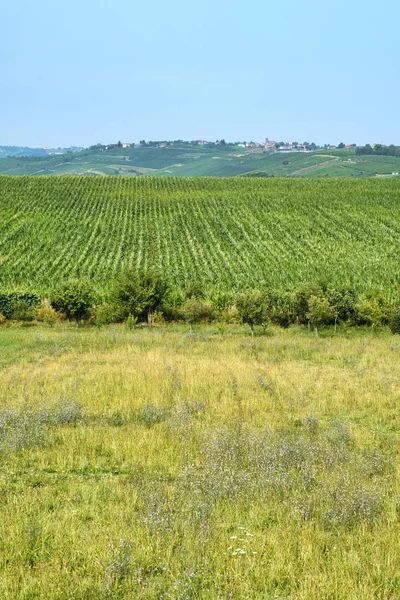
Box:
xmin=125 ymin=314 xmax=138 ymax=330
xmin=0 ymin=294 xmax=12 ymax=319
xmin=51 ymin=279 xmax=95 ymax=325
xmin=91 ymin=303 xmax=114 ymax=328
xmin=390 ymin=309 xmax=400 ymax=334
xmin=235 ymin=290 xmax=268 ymax=333
xmin=293 ymin=282 xmax=324 ymax=323
xmin=355 ymin=290 xmax=391 ymax=327
xmin=269 ymin=290 xmax=294 ymax=328
xmin=1 ymin=146 xmax=400 ymax=177
xmin=0 ymin=292 xmax=40 ymax=320
xmin=356 ymin=144 xmax=400 ymax=157
xmin=326 ymin=286 xmax=358 ymax=323
xmin=35 ymin=299 xmax=60 ymax=327
xmin=111 ymin=269 xmax=170 ymax=323
xmin=179 ymin=295 xmax=213 ymax=330
xmin=306 ymin=296 xmax=334 ymax=330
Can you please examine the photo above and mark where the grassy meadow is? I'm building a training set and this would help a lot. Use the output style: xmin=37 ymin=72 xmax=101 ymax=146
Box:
xmin=0 ymin=322 xmax=399 ymax=599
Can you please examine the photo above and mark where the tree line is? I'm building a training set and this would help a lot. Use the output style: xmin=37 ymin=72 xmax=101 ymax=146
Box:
xmin=356 ymin=144 xmax=400 ymax=157
xmin=1 ymin=271 xmax=400 ymax=335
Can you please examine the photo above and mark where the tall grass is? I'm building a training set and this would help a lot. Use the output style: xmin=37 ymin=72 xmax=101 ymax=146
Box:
xmin=0 ymin=323 xmax=398 ymax=598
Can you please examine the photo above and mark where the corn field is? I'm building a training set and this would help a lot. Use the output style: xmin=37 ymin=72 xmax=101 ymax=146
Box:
xmin=0 ymin=176 xmax=399 ymax=293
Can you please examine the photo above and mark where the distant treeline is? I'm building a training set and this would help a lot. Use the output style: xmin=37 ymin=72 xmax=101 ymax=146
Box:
xmin=356 ymin=144 xmax=400 ymax=157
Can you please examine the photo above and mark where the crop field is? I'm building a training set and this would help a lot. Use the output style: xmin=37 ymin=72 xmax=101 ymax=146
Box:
xmin=0 ymin=323 xmax=399 ymax=599
xmin=0 ymin=176 xmax=400 ymax=295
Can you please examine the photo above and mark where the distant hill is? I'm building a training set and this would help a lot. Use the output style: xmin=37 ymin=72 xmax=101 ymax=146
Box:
xmin=0 ymin=144 xmax=399 ymax=178
xmin=0 ymin=145 xmax=84 ymax=158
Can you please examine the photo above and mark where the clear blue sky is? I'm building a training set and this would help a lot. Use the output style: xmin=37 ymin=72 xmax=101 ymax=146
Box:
xmin=1 ymin=0 xmax=399 ymax=147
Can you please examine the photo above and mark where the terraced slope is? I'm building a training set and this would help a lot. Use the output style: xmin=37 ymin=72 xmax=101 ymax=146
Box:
xmin=0 ymin=176 xmax=399 ymax=294
xmin=1 ymin=146 xmax=400 ymax=177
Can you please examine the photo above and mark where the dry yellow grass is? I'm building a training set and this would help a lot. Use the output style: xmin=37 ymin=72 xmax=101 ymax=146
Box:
xmin=0 ymin=323 xmax=399 ymax=598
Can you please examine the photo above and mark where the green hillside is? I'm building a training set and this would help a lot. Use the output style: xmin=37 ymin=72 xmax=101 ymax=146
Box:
xmin=1 ymin=176 xmax=399 ymax=295
xmin=0 ymin=145 xmax=400 ymax=178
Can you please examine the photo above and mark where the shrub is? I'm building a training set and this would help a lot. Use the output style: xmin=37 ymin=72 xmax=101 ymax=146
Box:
xmin=235 ymin=290 xmax=268 ymax=336
xmin=11 ymin=299 xmax=35 ymax=321
xmin=0 ymin=313 xmax=6 ymax=325
xmin=269 ymin=291 xmax=294 ymax=328
xmin=355 ymin=291 xmax=390 ymax=327
xmin=151 ymin=310 xmax=165 ymax=326
xmin=90 ymin=303 xmax=114 ymax=328
xmin=306 ymin=295 xmax=334 ymax=333
xmin=0 ymin=292 xmax=40 ymax=320
xmin=35 ymin=299 xmax=60 ymax=327
xmin=293 ymin=282 xmax=324 ymax=323
xmin=179 ymin=295 xmax=213 ymax=331
xmin=0 ymin=294 xmax=13 ymax=319
xmin=326 ymin=286 xmax=358 ymax=323
xmin=390 ymin=309 xmax=400 ymax=334
xmin=111 ymin=269 xmax=169 ymax=324
xmin=125 ymin=314 xmax=138 ymax=330
xmin=51 ymin=279 xmax=95 ymax=325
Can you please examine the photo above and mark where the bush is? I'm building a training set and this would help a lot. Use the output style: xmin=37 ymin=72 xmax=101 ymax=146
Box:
xmin=355 ymin=290 xmax=390 ymax=327
xmin=35 ymin=300 xmax=61 ymax=327
xmin=0 ymin=294 xmax=13 ymax=319
xmin=293 ymin=282 xmax=324 ymax=323
xmin=179 ymin=296 xmax=213 ymax=331
xmin=0 ymin=292 xmax=40 ymax=320
xmin=90 ymin=303 xmax=114 ymax=328
xmin=326 ymin=286 xmax=358 ymax=323
xmin=269 ymin=290 xmax=294 ymax=328
xmin=125 ymin=314 xmax=138 ymax=330
xmin=51 ymin=279 xmax=95 ymax=325
xmin=236 ymin=290 xmax=268 ymax=335
xmin=11 ymin=299 xmax=35 ymax=321
xmin=111 ymin=269 xmax=169 ymax=324
xmin=0 ymin=313 xmax=6 ymax=326
xmin=390 ymin=309 xmax=400 ymax=334
xmin=306 ymin=295 xmax=334 ymax=332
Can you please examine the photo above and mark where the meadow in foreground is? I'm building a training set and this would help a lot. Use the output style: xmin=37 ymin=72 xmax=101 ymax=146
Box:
xmin=0 ymin=323 xmax=399 ymax=599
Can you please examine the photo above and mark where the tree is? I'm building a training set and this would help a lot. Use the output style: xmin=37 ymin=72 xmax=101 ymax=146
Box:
xmin=292 ymin=282 xmax=324 ymax=323
xmin=111 ymin=269 xmax=169 ymax=324
xmin=180 ymin=295 xmax=212 ymax=332
xmin=306 ymin=296 xmax=333 ymax=335
xmin=51 ymin=279 xmax=95 ymax=325
xmin=355 ymin=290 xmax=390 ymax=327
xmin=338 ymin=142 xmax=345 ymax=149
xmin=235 ymin=290 xmax=268 ymax=336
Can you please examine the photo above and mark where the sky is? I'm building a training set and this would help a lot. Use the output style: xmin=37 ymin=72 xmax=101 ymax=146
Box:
xmin=1 ymin=0 xmax=399 ymax=147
